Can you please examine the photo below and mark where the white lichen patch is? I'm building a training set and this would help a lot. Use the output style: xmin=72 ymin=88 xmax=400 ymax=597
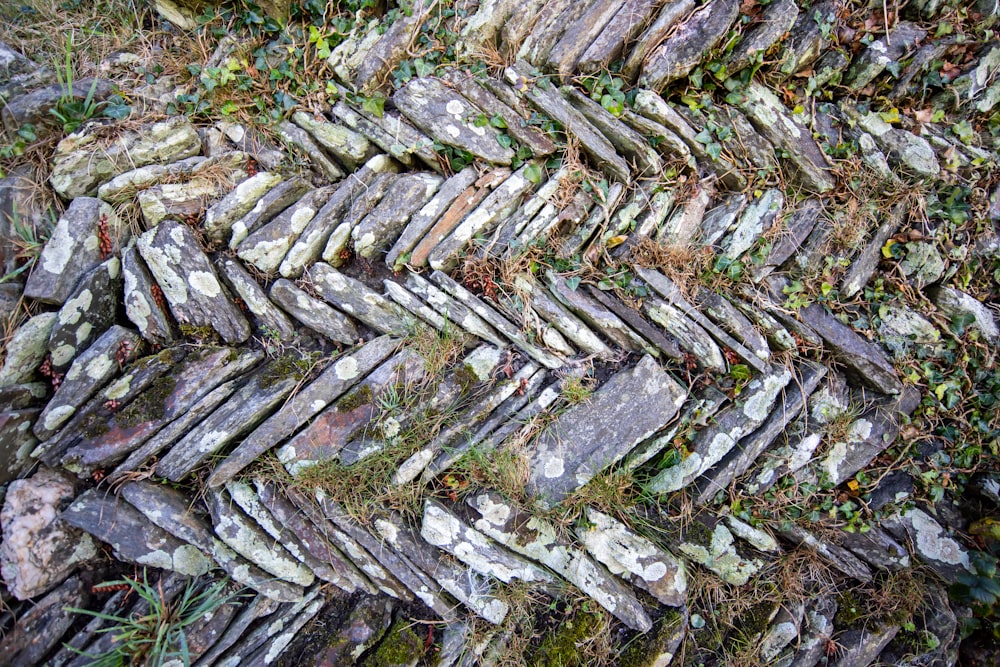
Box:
xmin=43 ymin=404 xmax=75 ymax=431
xmin=50 ymin=344 xmax=77 ymax=367
xmin=742 ymin=370 xmax=791 ymax=421
xmin=104 ymin=375 xmax=132 ymax=400
xmin=334 ymin=356 xmax=359 ymax=380
xmin=189 ymin=271 xmax=222 ymax=298
xmin=59 ymin=289 xmax=93 ymax=325
xmin=543 ymin=455 xmax=565 ymax=479
xmin=907 ymin=508 xmax=971 ymax=570
xmin=40 ymin=219 xmax=76 ymax=275
xmin=74 ymin=322 xmax=93 ymax=345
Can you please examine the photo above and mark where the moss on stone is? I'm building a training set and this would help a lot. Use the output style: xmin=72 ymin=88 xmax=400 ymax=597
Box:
xmin=260 ymin=353 xmax=315 ymax=389
xmin=115 ymin=375 xmax=176 ymax=429
xmin=452 ymin=363 xmax=480 ymax=393
xmin=339 ymin=384 xmax=374 ymax=412
xmin=363 ymin=619 xmax=423 ymax=667
xmin=179 ymin=324 xmax=220 ymax=342
xmin=619 ymin=609 xmax=684 ymax=667
xmin=81 ymin=411 xmax=111 ymax=439
xmin=529 ymin=609 xmax=605 ymax=667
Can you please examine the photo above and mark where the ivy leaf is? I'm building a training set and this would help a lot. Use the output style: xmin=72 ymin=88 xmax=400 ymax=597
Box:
xmin=524 ymin=162 xmax=543 ymax=184
xmin=414 ymin=58 xmax=435 ymax=77
xmin=497 ymin=133 xmax=513 ymax=149
xmin=565 ymin=276 xmax=581 ymax=291
xmin=362 ymin=95 xmax=385 ymax=118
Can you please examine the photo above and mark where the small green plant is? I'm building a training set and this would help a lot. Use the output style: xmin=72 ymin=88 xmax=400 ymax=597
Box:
xmin=65 ymin=573 xmax=242 ymax=667
xmin=1 ymin=204 xmax=55 ymax=284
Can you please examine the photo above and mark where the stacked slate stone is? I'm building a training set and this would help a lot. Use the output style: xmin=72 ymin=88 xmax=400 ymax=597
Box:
xmin=2 ymin=0 xmax=999 ymax=664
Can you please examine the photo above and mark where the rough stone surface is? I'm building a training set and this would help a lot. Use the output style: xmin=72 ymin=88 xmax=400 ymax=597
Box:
xmin=122 ymin=243 xmax=174 ymax=346
xmin=268 ymin=278 xmax=360 ymax=344
xmin=0 ymin=311 xmax=57 ymax=387
xmin=639 ymin=0 xmax=739 ymax=90
xmin=0 ymin=468 xmax=96 ymax=600
xmin=46 ymin=257 xmax=122 ymax=373
xmin=137 ymin=219 xmax=251 ymax=344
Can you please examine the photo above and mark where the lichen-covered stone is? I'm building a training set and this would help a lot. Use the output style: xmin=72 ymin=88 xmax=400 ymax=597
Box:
xmin=352 ymin=0 xmax=438 ymax=90
xmin=0 ymin=468 xmax=96 ymax=600
xmin=122 ymin=243 xmax=174 ymax=346
xmin=639 ymin=0 xmax=739 ymax=90
xmin=277 ymin=120 xmax=343 ymax=181
xmin=237 ymin=186 xmax=334 ymax=273
xmin=722 ymin=188 xmax=784 ymax=261
xmin=23 ymin=197 xmax=125 ymax=305
xmin=642 ymin=296 xmax=727 ymax=371
xmin=153 ymin=354 xmax=303 ymax=481
xmin=277 ymin=349 xmax=425 ymax=475
xmin=353 ymin=172 xmax=442 ymax=258
xmin=63 ymin=489 xmax=211 ymax=576
xmin=676 ymin=520 xmax=763 ymax=586
xmin=0 ymin=576 xmax=86 ymax=665
xmin=849 ymin=107 xmax=940 ymax=179
xmin=229 ymin=176 xmax=312 ymax=250
xmin=467 ymin=490 xmax=652 ymax=631
xmin=292 ymin=110 xmax=375 ymax=170
xmin=280 ymin=155 xmax=400 ymax=276
xmin=403 ymin=271 xmax=507 ymax=347
xmin=46 ymin=257 xmax=122 ymax=373
xmin=649 ymin=368 xmax=792 ymax=493
xmin=96 ymin=156 xmax=206 ymax=203
xmin=268 ymin=278 xmax=360 ymax=344
xmin=726 ymin=0 xmax=799 ymax=74
xmin=386 ymin=167 xmax=479 ymax=270
xmin=622 ymin=0 xmax=696 ymax=80
xmin=0 ymin=311 xmax=56 ymax=387
xmin=50 ymin=116 xmax=201 ymax=198
xmin=308 ymin=262 xmax=410 ymax=335
xmin=317 ymin=171 xmax=403 ymax=266
xmin=34 ymin=325 xmax=141 ymax=440
xmin=215 ymin=256 xmax=296 ymax=341
xmin=396 ymin=77 xmax=515 ymax=165
xmin=203 ymin=171 xmax=284 ymax=243
xmin=576 ymin=507 xmax=687 ymax=606
xmin=776 ymin=524 xmax=872 ymax=581
xmin=137 ymin=219 xmax=250 ymax=345
xmin=930 ymin=285 xmax=999 ymax=343
xmin=563 ymin=85 xmax=663 ymax=177
xmin=844 ymin=21 xmax=927 ymax=90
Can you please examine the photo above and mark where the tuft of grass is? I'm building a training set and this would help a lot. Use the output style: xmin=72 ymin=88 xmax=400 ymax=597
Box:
xmin=65 ymin=572 xmax=242 ymax=667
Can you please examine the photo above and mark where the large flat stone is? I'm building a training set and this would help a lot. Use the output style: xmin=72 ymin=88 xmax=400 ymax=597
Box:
xmin=639 ymin=0 xmax=739 ymax=89
xmin=466 ymin=490 xmax=653 ymax=632
xmin=46 ymin=257 xmax=122 ymax=373
xmin=527 ymin=355 xmax=686 ymax=507
xmin=137 ymin=220 xmax=250 ymax=344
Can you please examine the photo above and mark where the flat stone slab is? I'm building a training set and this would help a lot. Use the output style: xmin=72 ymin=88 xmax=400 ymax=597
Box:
xmin=49 ymin=116 xmax=201 ymax=199
xmin=137 ymin=220 xmax=250 ymax=344
xmin=33 ymin=325 xmax=141 ymax=440
xmin=527 ymin=355 xmax=686 ymax=508
xmin=63 ymin=489 xmax=212 ymax=576
xmin=395 ymin=77 xmax=515 ymax=165
xmin=0 ymin=312 xmax=57 ymax=388
xmin=277 ymin=349 xmax=425 ymax=475
xmin=237 ymin=186 xmax=335 ymax=273
xmin=676 ymin=519 xmax=763 ymax=586
xmin=46 ymin=257 xmax=123 ymax=373
xmin=209 ymin=336 xmax=398 ymax=486
xmin=648 ymin=368 xmax=792 ymax=494
xmin=421 ymin=499 xmax=555 ymax=585
xmin=639 ymin=0 xmax=739 ymax=90
xmin=576 ymin=507 xmax=687 ymax=607
xmin=269 ymin=278 xmax=360 ymax=344
xmin=0 ymin=576 xmax=85 ymax=666
xmin=154 ymin=354 xmax=305 ymax=481
xmin=466 ymin=490 xmax=653 ymax=632
xmin=353 ymin=172 xmax=441 ymax=259
xmin=119 ymin=480 xmax=303 ymax=602
xmin=292 ymin=111 xmax=375 ymax=170
xmin=817 ymin=387 xmax=921 ymax=487
xmin=230 ymin=176 xmax=312 ymax=250
xmin=203 ymin=172 xmax=283 ymax=244
xmin=122 ymin=243 xmax=175 ymax=346
xmin=215 ymin=256 xmax=296 ymax=341
xmin=205 ymin=488 xmax=315 ymax=587
xmin=23 ymin=197 xmax=126 ymax=305
xmin=308 ymin=262 xmax=410 ymax=336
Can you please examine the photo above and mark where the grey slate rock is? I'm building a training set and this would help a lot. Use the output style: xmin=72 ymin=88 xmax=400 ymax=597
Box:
xmin=46 ymin=257 xmax=122 ymax=372
xmin=95 ymin=155 xmax=206 ymax=203
xmin=395 ymin=77 xmax=515 ymax=165
xmin=353 ymin=0 xmax=437 ymax=90
xmin=281 ymin=154 xmax=397 ymax=272
xmin=24 ymin=197 xmax=125 ymax=305
xmin=137 ymin=220 xmax=250 ymax=344
xmin=80 ymin=347 xmax=261 ymax=475
xmin=777 ymin=523 xmax=873 ymax=581
xmin=353 ymin=172 xmax=442 ymax=258
xmin=722 ymin=188 xmax=784 ymax=261
xmin=292 ymin=110 xmax=375 ymax=170
xmin=215 ymin=256 xmax=296 ymax=341
xmin=622 ymin=0 xmax=696 ymax=81
xmin=547 ymin=271 xmax=651 ymax=354
xmin=528 ymin=355 xmax=686 ymax=507
xmin=675 ymin=519 xmax=764 ymax=586
xmin=844 ymin=21 xmax=927 ymax=90
xmin=63 ymin=489 xmax=212 ymax=576
xmin=319 ymin=170 xmax=403 ymax=267
xmin=122 ymin=243 xmax=174 ymax=346
xmin=386 ymin=167 xmax=479 ymax=270
xmin=544 ymin=0 xmax=627 ymax=79
xmin=840 ymin=203 xmax=906 ymax=298
xmin=0 ymin=576 xmax=86 ymax=666
xmin=237 ymin=185 xmax=335 ymax=274
xmin=403 ymin=271 xmax=506 ymax=347
xmin=775 ymin=0 xmax=839 ymax=77
xmin=330 ymin=100 xmax=439 ymax=171
xmin=205 ymin=488 xmax=315 ymax=587
xmin=753 ymin=198 xmax=822 ymax=281
xmin=0 ymin=409 xmax=38 ymax=484
xmin=467 ymin=490 xmax=653 ymax=632
xmin=639 ymin=0 xmax=739 ymax=90
xmin=34 ymin=325 xmax=141 ymax=440
xmin=309 ymin=262 xmax=409 ymax=335
xmin=930 ymin=285 xmax=999 ymax=343
xmin=816 ymin=386 xmax=920 ymax=486
xmin=726 ymin=0 xmax=799 ymax=74
xmin=50 ymin=116 xmax=201 ymax=198
xmin=577 ymin=0 xmax=659 ymax=74
xmin=798 ymin=301 xmax=903 ymax=394
xmin=153 ymin=354 xmax=304 ymax=481
xmin=830 ymin=625 xmax=899 ymax=667
xmin=736 ymin=82 xmax=836 ymax=192
xmin=649 ymin=367 xmax=792 ymax=493
xmin=268 ymin=278 xmax=360 ymax=344
xmin=507 ymin=64 xmax=630 ymax=183
xmin=642 ymin=295 xmax=726 ymax=371
xmin=277 ymin=120 xmax=344 ymax=181
xmin=0 ymin=311 xmax=57 ymax=387
xmin=848 ymin=107 xmax=940 ymax=179
xmin=229 ymin=177 xmax=313 ymax=251
xmin=838 ymin=525 xmax=911 ymax=572
xmin=203 ymin=171 xmax=284 ymax=244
